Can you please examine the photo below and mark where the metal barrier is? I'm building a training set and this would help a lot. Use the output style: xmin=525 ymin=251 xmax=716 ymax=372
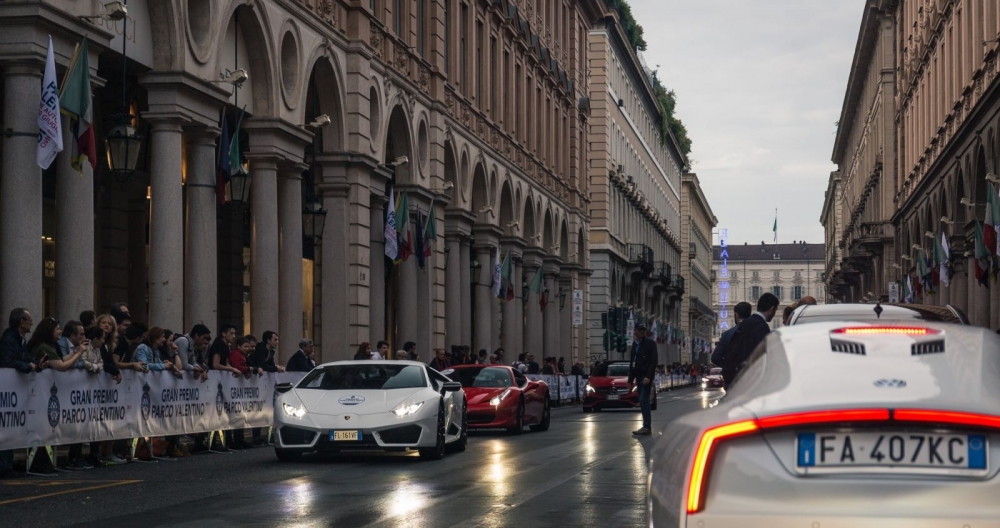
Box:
xmin=525 ymin=373 xmax=699 ymax=406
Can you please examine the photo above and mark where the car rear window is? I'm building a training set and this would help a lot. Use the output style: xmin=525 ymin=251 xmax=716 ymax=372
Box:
xmin=592 ymin=363 xmax=630 ymax=377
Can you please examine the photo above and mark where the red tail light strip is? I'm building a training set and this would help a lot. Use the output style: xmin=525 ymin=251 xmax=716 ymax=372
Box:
xmin=831 ymin=326 xmax=940 ymax=336
xmin=686 ymin=408 xmax=998 ymax=515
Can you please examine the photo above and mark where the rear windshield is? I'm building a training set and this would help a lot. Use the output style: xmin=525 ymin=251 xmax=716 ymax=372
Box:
xmin=297 ymin=364 xmax=426 ymax=390
xmin=592 ymin=363 xmax=630 ymax=377
xmin=796 ymin=312 xmax=945 ymax=324
xmin=448 ymin=367 xmax=513 ymax=388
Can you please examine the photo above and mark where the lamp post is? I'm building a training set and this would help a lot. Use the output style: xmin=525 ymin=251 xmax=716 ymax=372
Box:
xmin=302 ymin=193 xmax=328 ymax=244
xmin=104 ymin=0 xmax=142 ymax=183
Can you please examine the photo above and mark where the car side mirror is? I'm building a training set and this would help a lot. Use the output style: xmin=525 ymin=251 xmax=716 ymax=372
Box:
xmin=275 ymin=382 xmax=294 ymax=394
xmin=442 ymin=381 xmax=462 ymax=393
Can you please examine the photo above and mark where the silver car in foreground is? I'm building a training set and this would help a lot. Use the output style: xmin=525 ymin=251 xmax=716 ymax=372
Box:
xmin=648 ymin=322 xmax=1000 ymax=527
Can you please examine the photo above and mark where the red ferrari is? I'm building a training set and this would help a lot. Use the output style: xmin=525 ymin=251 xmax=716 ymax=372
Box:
xmin=444 ymin=365 xmax=550 ymax=434
xmin=582 ymin=361 xmax=657 ymax=412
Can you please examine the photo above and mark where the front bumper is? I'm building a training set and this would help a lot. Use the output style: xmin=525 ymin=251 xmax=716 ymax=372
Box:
xmin=583 ymin=392 xmax=640 ymax=409
xmin=467 ymin=402 xmax=518 ymax=428
xmin=274 ymin=404 xmax=439 ymax=451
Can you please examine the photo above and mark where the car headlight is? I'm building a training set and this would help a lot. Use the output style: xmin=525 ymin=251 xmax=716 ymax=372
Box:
xmin=702 ymin=377 xmax=708 ymax=382
xmin=585 ymin=384 xmax=595 ymax=394
xmin=490 ymin=389 xmax=512 ymax=406
xmin=282 ymin=402 xmax=306 ymax=418
xmin=392 ymin=401 xmax=424 ymax=417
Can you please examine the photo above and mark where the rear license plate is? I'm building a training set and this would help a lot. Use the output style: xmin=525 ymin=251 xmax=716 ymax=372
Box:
xmin=330 ymin=430 xmax=361 ymax=441
xmin=606 ymin=394 xmax=619 ymax=401
xmin=796 ymin=432 xmax=988 ymax=474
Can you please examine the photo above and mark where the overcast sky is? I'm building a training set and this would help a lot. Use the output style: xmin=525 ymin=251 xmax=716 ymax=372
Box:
xmin=629 ymin=0 xmax=865 ymax=247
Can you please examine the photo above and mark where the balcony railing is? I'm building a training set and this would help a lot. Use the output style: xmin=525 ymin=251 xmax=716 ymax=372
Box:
xmin=629 ymin=244 xmax=654 ymax=266
xmin=653 ymin=261 xmax=672 ymax=284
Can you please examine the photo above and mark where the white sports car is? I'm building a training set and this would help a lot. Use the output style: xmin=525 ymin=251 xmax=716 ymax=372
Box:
xmin=648 ymin=322 xmax=1000 ymax=527
xmin=273 ymin=360 xmax=467 ymax=461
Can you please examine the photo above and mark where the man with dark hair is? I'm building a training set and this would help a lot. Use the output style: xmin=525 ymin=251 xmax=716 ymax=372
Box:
xmin=374 ymin=341 xmax=388 ymax=361
xmin=721 ymin=293 xmax=780 ymax=386
xmin=403 ymin=341 xmax=417 ymax=361
xmin=57 ymin=320 xmax=88 ymax=370
xmin=0 ymin=309 xmax=44 ymax=478
xmin=287 ymin=339 xmax=316 ymax=372
xmin=176 ymin=324 xmax=212 ymax=379
xmin=628 ymin=322 xmax=658 ymax=436
xmin=79 ymin=311 xmax=96 ymax=329
xmin=253 ymin=331 xmax=284 ymax=373
xmin=209 ymin=323 xmax=241 ymax=377
xmin=711 ymin=301 xmax=752 ymax=371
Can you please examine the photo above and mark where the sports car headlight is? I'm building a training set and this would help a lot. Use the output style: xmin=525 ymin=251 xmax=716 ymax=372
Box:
xmin=585 ymin=384 xmax=595 ymax=394
xmin=631 ymin=385 xmax=638 ymax=393
xmin=392 ymin=401 xmax=424 ymax=417
xmin=282 ymin=402 xmax=306 ymax=418
xmin=490 ymin=389 xmax=512 ymax=406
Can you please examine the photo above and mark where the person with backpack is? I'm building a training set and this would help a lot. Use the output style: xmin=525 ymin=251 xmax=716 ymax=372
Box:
xmin=720 ymin=293 xmax=780 ymax=388
xmin=511 ymin=353 xmax=528 ymax=373
xmin=711 ymin=302 xmax=752 ymax=370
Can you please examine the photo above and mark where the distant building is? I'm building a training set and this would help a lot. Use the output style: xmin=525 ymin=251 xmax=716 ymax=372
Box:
xmin=681 ymin=174 xmax=717 ymax=364
xmin=712 ymin=242 xmax=826 ymax=334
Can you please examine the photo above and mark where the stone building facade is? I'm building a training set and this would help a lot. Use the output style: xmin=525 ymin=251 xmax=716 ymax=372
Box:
xmin=0 ymin=0 xmax=604 ymax=364
xmin=825 ymin=0 xmax=1000 ymax=331
xmin=712 ymin=242 xmax=826 ymax=334
xmin=680 ymin=173 xmax=717 ymax=364
xmin=586 ymin=11 xmax=686 ymax=364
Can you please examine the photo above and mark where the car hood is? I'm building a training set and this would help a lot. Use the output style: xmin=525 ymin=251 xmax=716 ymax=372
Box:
xmin=290 ymin=388 xmax=426 ymax=415
xmin=587 ymin=376 xmax=629 ymax=388
xmin=463 ymin=387 xmax=509 ymax=405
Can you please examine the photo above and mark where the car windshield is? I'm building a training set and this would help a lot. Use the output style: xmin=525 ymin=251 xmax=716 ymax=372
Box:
xmin=448 ymin=367 xmax=513 ymax=388
xmin=592 ymin=363 xmax=630 ymax=377
xmin=297 ymin=364 xmax=426 ymax=390
xmin=709 ymin=368 xmax=722 ymax=376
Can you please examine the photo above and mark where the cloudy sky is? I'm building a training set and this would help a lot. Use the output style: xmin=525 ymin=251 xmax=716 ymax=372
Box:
xmin=629 ymin=0 xmax=866 ymax=246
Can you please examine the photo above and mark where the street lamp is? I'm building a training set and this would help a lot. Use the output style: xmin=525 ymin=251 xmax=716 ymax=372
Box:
xmin=227 ymin=156 xmax=252 ymax=206
xmin=105 ymin=113 xmax=142 ymax=183
xmin=302 ymin=194 xmax=328 ymax=243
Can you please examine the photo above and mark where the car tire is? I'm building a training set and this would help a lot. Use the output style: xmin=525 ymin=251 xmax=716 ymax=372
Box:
xmin=530 ymin=397 xmax=550 ymax=432
xmin=419 ymin=403 xmax=447 ymax=461
xmin=507 ymin=399 xmax=524 ymax=435
xmin=449 ymin=401 xmax=468 ymax=453
xmin=274 ymin=447 xmax=303 ymax=462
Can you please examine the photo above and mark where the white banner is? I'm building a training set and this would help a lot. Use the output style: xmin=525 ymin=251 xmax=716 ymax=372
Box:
xmin=36 ymin=35 xmax=62 ymax=169
xmin=572 ymin=289 xmax=583 ymax=326
xmin=0 ymin=369 xmax=304 ymax=451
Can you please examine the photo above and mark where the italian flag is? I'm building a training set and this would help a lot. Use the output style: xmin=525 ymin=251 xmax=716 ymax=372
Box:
xmin=60 ymin=38 xmax=96 ymax=172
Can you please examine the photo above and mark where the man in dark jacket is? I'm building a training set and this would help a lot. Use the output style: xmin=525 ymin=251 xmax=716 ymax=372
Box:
xmin=286 ymin=339 xmax=316 ymax=372
xmin=721 ymin=293 xmax=780 ymax=387
xmin=253 ymin=331 xmax=284 ymax=373
xmin=711 ymin=302 xmax=753 ymax=368
xmin=0 ymin=308 xmax=45 ymax=477
xmin=628 ymin=323 xmax=658 ymax=436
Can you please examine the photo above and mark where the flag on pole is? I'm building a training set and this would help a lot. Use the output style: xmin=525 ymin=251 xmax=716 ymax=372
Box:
xmin=396 ymin=192 xmax=412 ymax=263
xmin=987 ymin=183 xmax=1000 ymax=271
xmin=974 ymin=221 xmax=991 ymax=287
xmin=903 ymin=276 xmax=913 ymax=303
xmin=527 ymin=267 xmax=544 ymax=311
xmin=60 ymin=37 xmax=96 ymax=172
xmin=216 ymin=111 xmax=231 ymax=204
xmin=228 ymin=107 xmax=245 ymax=178
xmin=492 ymin=247 xmax=502 ymax=297
xmin=415 ymin=208 xmax=426 ymax=269
xmin=423 ymin=204 xmax=437 ymax=260
xmin=772 ymin=210 xmax=777 ymax=243
xmin=384 ymin=189 xmax=398 ymax=260
xmin=498 ymin=250 xmax=512 ymax=300
xmin=37 ymin=35 xmax=62 ymax=170
xmin=938 ymin=232 xmax=951 ymax=287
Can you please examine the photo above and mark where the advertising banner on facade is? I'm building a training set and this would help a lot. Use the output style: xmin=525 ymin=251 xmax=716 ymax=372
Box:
xmin=0 ymin=369 xmax=304 ymax=451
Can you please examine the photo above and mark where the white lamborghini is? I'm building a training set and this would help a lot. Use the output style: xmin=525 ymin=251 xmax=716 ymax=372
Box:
xmin=648 ymin=322 xmax=1000 ymax=527
xmin=273 ymin=360 xmax=467 ymax=461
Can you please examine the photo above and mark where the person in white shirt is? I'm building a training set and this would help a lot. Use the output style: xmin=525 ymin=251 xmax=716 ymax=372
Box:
xmin=372 ymin=340 xmax=388 ymax=361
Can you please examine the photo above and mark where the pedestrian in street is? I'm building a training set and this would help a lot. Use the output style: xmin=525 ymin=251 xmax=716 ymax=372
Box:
xmin=720 ymin=293 xmax=779 ymax=387
xmin=526 ymin=353 xmax=540 ymax=374
xmin=31 ymin=318 xmax=85 ymax=372
xmin=134 ymin=327 xmax=178 ymax=374
xmin=373 ymin=340 xmax=388 ymax=361
xmin=287 ymin=339 xmax=316 ymax=372
xmin=781 ymin=304 xmax=797 ymax=326
xmin=511 ymin=353 xmax=527 ymax=373
xmin=493 ymin=347 xmax=505 ymax=365
xmin=711 ymin=302 xmax=752 ymax=370
xmin=798 ymin=295 xmax=817 ymax=306
xmin=628 ymin=322 xmax=658 ymax=436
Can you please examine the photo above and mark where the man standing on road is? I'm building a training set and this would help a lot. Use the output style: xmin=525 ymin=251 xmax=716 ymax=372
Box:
xmin=628 ymin=323 xmax=658 ymax=436
xmin=721 ymin=293 xmax=779 ymax=387
xmin=712 ymin=302 xmax=752 ymax=371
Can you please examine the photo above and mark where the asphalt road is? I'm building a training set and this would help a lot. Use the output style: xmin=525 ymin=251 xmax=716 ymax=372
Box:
xmin=0 ymin=387 xmax=718 ymax=528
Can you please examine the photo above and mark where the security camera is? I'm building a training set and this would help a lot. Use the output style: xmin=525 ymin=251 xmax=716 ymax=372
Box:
xmin=215 ymin=69 xmax=249 ymax=87
xmin=306 ymin=114 xmax=331 ymax=128
xmin=104 ymin=1 xmax=128 ymax=21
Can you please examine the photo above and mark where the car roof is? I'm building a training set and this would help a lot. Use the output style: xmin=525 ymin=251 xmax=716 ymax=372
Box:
xmin=314 ymin=359 xmax=427 ymax=368
xmin=791 ymin=303 xmax=968 ymax=325
xmin=448 ymin=364 xmax=511 ymax=370
xmin=728 ymin=321 xmax=1000 ymax=417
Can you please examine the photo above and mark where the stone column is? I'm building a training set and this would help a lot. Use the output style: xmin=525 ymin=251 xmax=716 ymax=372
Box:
xmin=0 ymin=63 xmax=42 ymax=321
xmin=183 ymin=129 xmax=219 ymax=333
xmin=578 ymin=271 xmax=591 ymax=365
xmin=460 ymin=238 xmax=472 ymax=346
xmin=445 ymin=234 xmax=463 ymax=346
xmin=505 ymin=255 xmax=525 ymax=357
xmin=370 ymin=195 xmax=388 ymax=344
xmin=522 ymin=250 xmax=545 ymax=357
xmin=55 ymin=118 xmax=94 ymax=323
xmin=992 ymin=281 xmax=1000 ymax=331
xmin=397 ymin=230 xmax=419 ymax=347
xmin=543 ymin=260 xmax=561 ymax=358
xmin=278 ymin=167 xmax=304 ymax=363
xmin=321 ymin=184 xmax=351 ymax=362
xmin=250 ymin=157 xmax=280 ymax=337
xmin=501 ymin=254 xmax=518 ymax=353
xmin=560 ymin=272 xmax=575 ymax=363
xmin=972 ymin=256 xmax=989 ymax=327
xmin=148 ymin=117 xmax=185 ymax=330
xmin=417 ymin=239 xmax=434 ymax=357
xmin=474 ymin=245 xmax=494 ymax=353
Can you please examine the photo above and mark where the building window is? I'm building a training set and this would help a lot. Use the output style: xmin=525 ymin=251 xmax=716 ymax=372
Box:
xmin=750 ymin=286 xmax=762 ymax=301
xmin=752 ymin=271 xmax=760 ymax=280
xmin=444 ymin=0 xmax=450 ymax=75
xmin=503 ymin=49 xmax=510 ymax=126
xmin=794 ymin=270 xmax=802 ymax=279
xmin=418 ymin=0 xmax=426 ymax=57
xmin=460 ymin=3 xmax=468 ymax=93
xmin=771 ymin=286 xmax=783 ymax=300
xmin=773 ymin=270 xmax=781 ymax=279
xmin=490 ymin=36 xmax=498 ymax=118
xmin=792 ymin=286 xmax=803 ymax=301
xmin=476 ymin=20 xmax=484 ymax=104
xmin=731 ymin=271 xmax=738 ymax=280
xmin=394 ymin=0 xmax=404 ymax=39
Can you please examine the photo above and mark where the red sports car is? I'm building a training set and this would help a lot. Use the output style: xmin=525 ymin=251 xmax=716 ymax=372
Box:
xmin=583 ymin=361 xmax=658 ymax=412
xmin=444 ymin=365 xmax=550 ymax=434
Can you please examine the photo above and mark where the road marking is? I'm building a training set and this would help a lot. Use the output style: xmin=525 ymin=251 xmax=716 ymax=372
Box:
xmin=0 ymin=479 xmax=142 ymax=506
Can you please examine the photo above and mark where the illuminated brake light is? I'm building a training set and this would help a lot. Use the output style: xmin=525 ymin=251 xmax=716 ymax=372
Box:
xmin=895 ymin=409 xmax=1000 ymax=429
xmin=757 ymin=409 xmax=890 ymax=429
xmin=686 ymin=420 xmax=759 ymax=514
xmin=831 ymin=327 xmax=939 ymax=336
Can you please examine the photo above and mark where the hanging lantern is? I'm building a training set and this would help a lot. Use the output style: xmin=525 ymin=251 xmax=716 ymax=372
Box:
xmin=105 ymin=113 xmax=142 ymax=183
xmin=227 ymin=156 xmax=252 ymax=205
xmin=302 ymin=193 xmax=328 ymax=243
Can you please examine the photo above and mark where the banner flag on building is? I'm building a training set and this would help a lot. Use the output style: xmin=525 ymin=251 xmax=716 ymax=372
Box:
xmin=904 ymin=275 xmax=913 ymax=303
xmin=216 ymin=111 xmax=230 ymax=204
xmin=527 ymin=267 xmax=544 ymax=311
xmin=498 ymin=250 xmax=513 ymax=301
xmin=37 ymin=35 xmax=62 ymax=170
xmin=384 ymin=188 xmax=398 ymax=260
xmin=395 ymin=191 xmax=412 ymax=263
xmin=492 ymin=247 xmax=502 ymax=297
xmin=974 ymin=221 xmax=991 ymax=287
xmin=423 ymin=204 xmax=436 ymax=260
xmin=415 ymin=208 xmax=426 ymax=269
xmin=228 ymin=107 xmax=245 ymax=178
xmin=60 ymin=37 xmax=96 ymax=172
xmin=987 ymin=183 xmax=1000 ymax=273
xmin=938 ymin=232 xmax=951 ymax=287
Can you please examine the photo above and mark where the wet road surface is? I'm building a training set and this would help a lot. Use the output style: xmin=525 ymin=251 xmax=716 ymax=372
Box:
xmin=1 ymin=388 xmax=717 ymax=528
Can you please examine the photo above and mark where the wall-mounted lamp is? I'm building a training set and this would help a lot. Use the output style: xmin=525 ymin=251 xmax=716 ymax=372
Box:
xmin=211 ymin=68 xmax=249 ymax=87
xmin=301 ymin=114 xmax=331 ymax=128
xmin=960 ymin=198 xmax=979 ymax=207
xmin=506 ymin=221 xmax=519 ymax=230
xmin=925 ymin=231 xmax=935 ymax=240
xmin=479 ymin=206 xmax=495 ymax=218
xmin=911 ymin=244 xmax=923 ymax=251
xmin=987 ymin=173 xmax=1000 ymax=184
xmin=941 ymin=216 xmax=954 ymax=225
xmin=900 ymin=255 xmax=912 ymax=262
xmin=386 ymin=155 xmax=409 ymax=167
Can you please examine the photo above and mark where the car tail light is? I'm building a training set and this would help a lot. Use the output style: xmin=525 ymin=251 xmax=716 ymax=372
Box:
xmin=895 ymin=409 xmax=1000 ymax=429
xmin=830 ymin=326 xmax=940 ymax=336
xmin=686 ymin=408 xmax=890 ymax=514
